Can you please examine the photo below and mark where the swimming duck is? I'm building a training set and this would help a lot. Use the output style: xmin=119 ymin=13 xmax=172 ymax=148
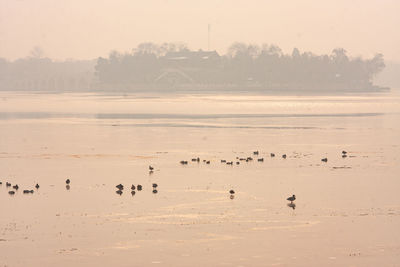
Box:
xmin=287 ymin=195 xmax=296 ymax=203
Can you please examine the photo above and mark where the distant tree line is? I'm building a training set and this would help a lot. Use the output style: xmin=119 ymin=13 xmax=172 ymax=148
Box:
xmin=0 ymin=43 xmax=386 ymax=92
xmin=94 ymin=42 xmax=386 ymax=91
xmin=0 ymin=48 xmax=95 ymax=91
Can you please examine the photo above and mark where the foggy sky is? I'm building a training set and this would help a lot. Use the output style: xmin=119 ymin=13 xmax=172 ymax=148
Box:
xmin=0 ymin=0 xmax=399 ymax=61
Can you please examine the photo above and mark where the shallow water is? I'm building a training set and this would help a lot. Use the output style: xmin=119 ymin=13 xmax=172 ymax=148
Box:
xmin=0 ymin=91 xmax=400 ymax=266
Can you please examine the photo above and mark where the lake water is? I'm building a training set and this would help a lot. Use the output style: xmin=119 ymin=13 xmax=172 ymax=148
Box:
xmin=0 ymin=91 xmax=400 ymax=266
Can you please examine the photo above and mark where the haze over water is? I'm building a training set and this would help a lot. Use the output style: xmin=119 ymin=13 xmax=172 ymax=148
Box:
xmin=1 ymin=91 xmax=400 ymax=266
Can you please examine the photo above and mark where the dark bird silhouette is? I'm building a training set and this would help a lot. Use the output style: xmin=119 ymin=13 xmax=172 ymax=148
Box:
xmin=258 ymin=158 xmax=264 ymax=162
xmin=229 ymin=189 xmax=235 ymax=194
xmin=287 ymin=195 xmax=296 ymax=203
xmin=152 ymin=183 xmax=158 ymax=188
xmin=270 ymin=153 xmax=275 ymax=157
xmin=6 ymin=182 xmax=11 ymax=187
xmin=131 ymin=184 xmax=136 ymax=190
xmin=137 ymin=184 xmax=143 ymax=191
xmin=282 ymin=154 xmax=287 ymax=159
xmin=342 ymin=151 xmax=347 ymax=154
xmin=116 ymin=184 xmax=124 ymax=190
xmin=253 ymin=151 xmax=259 ymax=155
xmin=35 ymin=183 xmax=40 ymax=189
xmin=8 ymin=191 xmax=15 ymax=195
xmin=13 ymin=184 xmax=19 ymax=190
xmin=321 ymin=158 xmax=328 ymax=162
xmin=149 ymin=165 xmax=154 ymax=171
xmin=66 ymin=179 xmax=70 ymax=184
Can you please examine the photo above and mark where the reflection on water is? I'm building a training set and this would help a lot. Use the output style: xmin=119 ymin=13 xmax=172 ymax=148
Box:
xmin=287 ymin=203 xmax=296 ymax=210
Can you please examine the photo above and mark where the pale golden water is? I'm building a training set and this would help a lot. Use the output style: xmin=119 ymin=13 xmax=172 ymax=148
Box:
xmin=0 ymin=91 xmax=400 ymax=266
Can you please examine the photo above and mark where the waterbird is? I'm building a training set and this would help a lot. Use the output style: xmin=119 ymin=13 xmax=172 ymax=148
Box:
xmin=180 ymin=160 xmax=188 ymax=165
xmin=321 ymin=158 xmax=328 ymax=162
xmin=23 ymin=190 xmax=33 ymax=194
xmin=258 ymin=158 xmax=264 ymax=162
xmin=35 ymin=183 xmax=40 ymax=189
xmin=8 ymin=191 xmax=15 ymax=195
xmin=137 ymin=185 xmax=143 ymax=191
xmin=131 ymin=184 xmax=136 ymax=190
xmin=342 ymin=151 xmax=347 ymax=154
xmin=149 ymin=165 xmax=154 ymax=171
xmin=6 ymin=182 xmax=11 ymax=187
xmin=253 ymin=151 xmax=259 ymax=155
xmin=282 ymin=154 xmax=287 ymax=159
xmin=0 ymin=182 xmax=2 ymax=185
xmin=66 ymin=179 xmax=70 ymax=184
xmin=236 ymin=161 xmax=240 ymax=165
xmin=152 ymin=183 xmax=158 ymax=188
xmin=116 ymin=184 xmax=124 ymax=190
xmin=270 ymin=153 xmax=275 ymax=157
xmin=221 ymin=160 xmax=227 ymax=163
xmin=229 ymin=189 xmax=235 ymax=194
xmin=287 ymin=195 xmax=296 ymax=203
xmin=12 ymin=184 xmax=19 ymax=190
xmin=206 ymin=161 xmax=210 ymax=164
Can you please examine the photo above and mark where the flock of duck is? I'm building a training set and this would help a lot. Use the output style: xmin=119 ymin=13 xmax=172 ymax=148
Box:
xmin=1 ymin=150 xmax=350 ymax=209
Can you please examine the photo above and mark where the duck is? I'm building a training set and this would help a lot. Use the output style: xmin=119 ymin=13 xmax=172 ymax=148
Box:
xmin=321 ymin=158 xmax=328 ymax=162
xmin=287 ymin=195 xmax=296 ymax=203
xmin=12 ymin=184 xmax=19 ymax=190
xmin=149 ymin=165 xmax=154 ymax=171
xmin=270 ymin=153 xmax=275 ymax=157
xmin=35 ymin=183 xmax=40 ymax=189
xmin=229 ymin=189 xmax=235 ymax=194
xmin=66 ymin=179 xmax=70 ymax=184
xmin=137 ymin=184 xmax=143 ymax=191
xmin=8 ymin=191 xmax=15 ymax=195
xmin=152 ymin=183 xmax=158 ymax=188
xmin=282 ymin=154 xmax=287 ymax=159
xmin=131 ymin=184 xmax=136 ymax=190
xmin=258 ymin=158 xmax=264 ymax=162
xmin=253 ymin=151 xmax=259 ymax=155
xmin=6 ymin=182 xmax=11 ymax=187
xmin=116 ymin=184 xmax=124 ymax=190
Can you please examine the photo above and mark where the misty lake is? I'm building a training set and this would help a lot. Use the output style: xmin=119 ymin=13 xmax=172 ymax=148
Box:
xmin=1 ymin=91 xmax=400 ymax=266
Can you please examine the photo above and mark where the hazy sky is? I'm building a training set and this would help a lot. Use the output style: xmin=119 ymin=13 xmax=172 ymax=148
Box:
xmin=0 ymin=0 xmax=399 ymax=61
